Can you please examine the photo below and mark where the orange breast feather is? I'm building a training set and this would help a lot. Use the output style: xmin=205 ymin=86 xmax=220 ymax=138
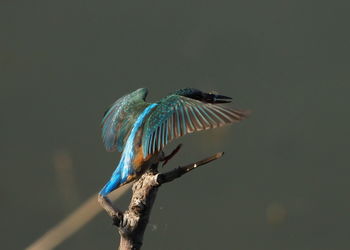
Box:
xmin=133 ymin=146 xmax=152 ymax=172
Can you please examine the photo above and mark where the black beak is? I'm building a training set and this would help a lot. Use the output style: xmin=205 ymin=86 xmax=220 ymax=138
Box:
xmin=212 ymin=94 xmax=232 ymax=103
xmin=202 ymin=92 xmax=233 ymax=103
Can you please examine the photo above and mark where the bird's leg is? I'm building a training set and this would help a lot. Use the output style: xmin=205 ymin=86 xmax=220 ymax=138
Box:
xmin=160 ymin=144 xmax=182 ymax=167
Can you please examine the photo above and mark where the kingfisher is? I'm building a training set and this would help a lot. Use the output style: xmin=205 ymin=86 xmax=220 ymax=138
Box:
xmin=99 ymin=88 xmax=249 ymax=197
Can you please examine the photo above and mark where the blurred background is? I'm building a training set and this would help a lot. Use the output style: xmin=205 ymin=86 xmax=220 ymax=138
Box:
xmin=1 ymin=0 xmax=349 ymax=249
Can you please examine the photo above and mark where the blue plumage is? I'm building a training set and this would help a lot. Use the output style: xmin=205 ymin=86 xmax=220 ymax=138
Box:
xmin=99 ymin=103 xmax=158 ymax=196
xmin=99 ymin=88 xmax=248 ymax=196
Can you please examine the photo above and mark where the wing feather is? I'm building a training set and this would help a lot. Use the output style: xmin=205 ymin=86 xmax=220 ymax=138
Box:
xmin=101 ymin=88 xmax=149 ymax=152
xmin=142 ymin=95 xmax=249 ymax=157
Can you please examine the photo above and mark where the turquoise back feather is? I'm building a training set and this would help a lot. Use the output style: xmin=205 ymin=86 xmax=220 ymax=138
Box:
xmin=101 ymin=88 xmax=149 ymax=152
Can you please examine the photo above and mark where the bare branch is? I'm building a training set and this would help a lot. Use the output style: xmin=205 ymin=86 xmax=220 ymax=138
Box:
xmin=99 ymin=151 xmax=224 ymax=250
xmin=160 ymin=143 xmax=182 ymax=167
xmin=97 ymin=194 xmax=123 ymax=226
xmin=157 ymin=152 xmax=224 ymax=185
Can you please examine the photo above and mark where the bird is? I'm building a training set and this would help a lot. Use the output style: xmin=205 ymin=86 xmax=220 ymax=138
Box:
xmin=99 ymin=88 xmax=249 ymax=197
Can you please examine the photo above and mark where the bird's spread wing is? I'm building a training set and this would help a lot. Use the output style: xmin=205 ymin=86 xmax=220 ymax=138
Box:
xmin=141 ymin=94 xmax=248 ymax=157
xmin=102 ymin=88 xmax=149 ymax=152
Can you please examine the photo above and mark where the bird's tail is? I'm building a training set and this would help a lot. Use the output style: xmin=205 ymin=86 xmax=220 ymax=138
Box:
xmin=99 ymin=161 xmax=134 ymax=196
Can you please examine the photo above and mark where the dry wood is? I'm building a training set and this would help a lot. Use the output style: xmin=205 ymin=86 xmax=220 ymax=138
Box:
xmin=98 ymin=145 xmax=224 ymax=250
